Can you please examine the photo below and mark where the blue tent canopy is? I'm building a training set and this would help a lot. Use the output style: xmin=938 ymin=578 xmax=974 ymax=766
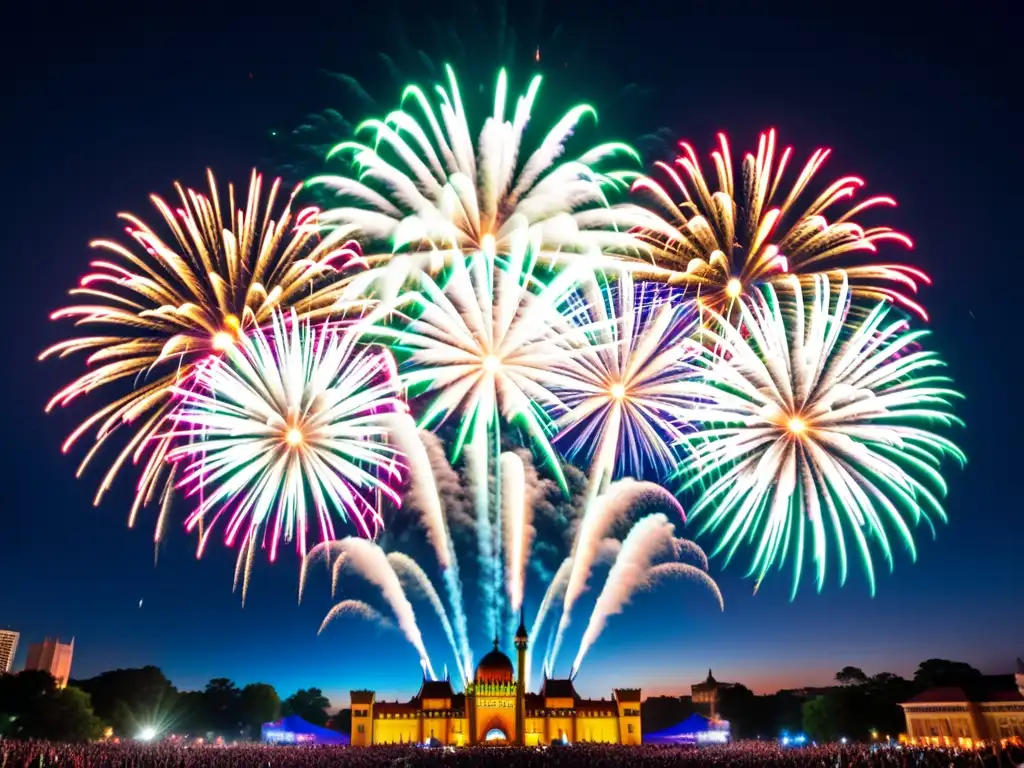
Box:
xmin=645 ymin=713 xmax=731 ymax=745
xmin=261 ymin=715 xmax=349 ymax=745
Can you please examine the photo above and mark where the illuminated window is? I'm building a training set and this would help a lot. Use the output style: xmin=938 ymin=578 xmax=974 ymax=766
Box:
xmin=628 ymin=724 xmax=634 ymax=734
xmin=357 ymin=725 xmax=364 ymax=734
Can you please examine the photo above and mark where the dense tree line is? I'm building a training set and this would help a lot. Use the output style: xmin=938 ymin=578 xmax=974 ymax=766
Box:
xmin=0 ymin=666 xmax=341 ymax=743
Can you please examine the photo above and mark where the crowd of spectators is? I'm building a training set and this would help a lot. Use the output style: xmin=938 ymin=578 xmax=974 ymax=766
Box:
xmin=2 ymin=740 xmax=1023 ymax=768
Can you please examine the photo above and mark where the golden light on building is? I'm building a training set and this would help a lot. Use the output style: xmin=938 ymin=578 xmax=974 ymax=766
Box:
xmin=349 ymin=617 xmax=642 ymax=747
xmin=899 ymin=660 xmax=1024 ymax=744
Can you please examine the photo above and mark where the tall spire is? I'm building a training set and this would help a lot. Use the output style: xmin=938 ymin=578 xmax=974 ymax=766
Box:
xmin=515 ymin=608 xmax=528 ymax=644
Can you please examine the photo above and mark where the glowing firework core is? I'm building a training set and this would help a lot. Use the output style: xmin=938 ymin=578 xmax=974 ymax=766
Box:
xmin=610 ymin=383 xmax=627 ymax=401
xmin=212 ymin=331 xmax=235 ymax=352
xmin=285 ymin=427 xmax=304 ymax=447
xmin=482 ymin=355 xmax=502 ymax=373
xmin=726 ymin=278 xmax=742 ymax=299
xmin=786 ymin=416 xmax=807 ymax=435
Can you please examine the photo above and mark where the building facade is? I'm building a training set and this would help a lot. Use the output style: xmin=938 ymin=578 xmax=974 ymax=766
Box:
xmin=899 ymin=661 xmax=1024 ymax=746
xmin=350 ymin=617 xmax=641 ymax=746
xmin=0 ymin=630 xmax=18 ymax=674
xmin=692 ymin=670 xmax=735 ymax=719
xmin=24 ymin=638 xmax=74 ymax=688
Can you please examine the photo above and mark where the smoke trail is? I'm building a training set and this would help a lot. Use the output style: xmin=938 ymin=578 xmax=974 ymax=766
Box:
xmin=528 ymin=557 xmax=571 ymax=690
xmin=383 ymin=414 xmax=452 ymax=569
xmin=540 ymin=538 xmax=621 ymax=677
xmin=388 ymin=552 xmax=470 ymax=686
xmin=502 ymin=452 xmax=534 ymax=617
xmin=330 ymin=554 xmax=349 ymax=597
xmin=569 ymin=514 xmax=678 ymax=677
xmin=319 ymin=599 xmax=393 ymax=634
xmin=391 ymin=427 xmax=472 ymax=675
xmin=645 ymin=562 xmax=724 ymax=610
xmin=329 ymin=538 xmax=436 ymax=679
xmin=672 ymin=538 xmax=709 ymax=572
xmin=550 ymin=481 xmax=683 ymax=668
xmin=466 ymin=418 xmax=497 ymax=640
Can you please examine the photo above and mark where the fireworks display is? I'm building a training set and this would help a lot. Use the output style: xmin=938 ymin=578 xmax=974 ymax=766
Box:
xmin=369 ymin=231 xmax=589 ymax=487
xmin=309 ymin=445 xmax=721 ymax=687
xmin=312 ymin=66 xmax=657 ymax=271
xmin=632 ymin=129 xmax=929 ymax=320
xmin=42 ymin=62 xmax=967 ymax=682
xmin=166 ymin=310 xmax=407 ymax=598
xmin=41 ymin=170 xmax=363 ymax=539
xmin=552 ymin=273 xmax=699 ymax=498
xmin=677 ymin=275 xmax=964 ymax=598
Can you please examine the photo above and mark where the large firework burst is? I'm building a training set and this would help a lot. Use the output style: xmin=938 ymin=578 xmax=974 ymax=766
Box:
xmin=552 ymin=272 xmax=699 ymax=496
xmin=41 ymin=170 xmax=364 ymax=538
xmin=632 ymin=129 xmax=928 ymax=319
xmin=371 ymin=231 xmax=590 ymax=491
xmin=677 ymin=275 xmax=965 ymax=597
xmin=167 ymin=310 xmax=407 ymax=595
xmin=312 ymin=66 xmax=656 ymax=271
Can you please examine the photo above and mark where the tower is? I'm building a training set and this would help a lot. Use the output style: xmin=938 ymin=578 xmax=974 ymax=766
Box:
xmin=0 ymin=630 xmax=18 ymax=674
xmin=349 ymin=691 xmax=375 ymax=746
xmin=25 ymin=637 xmax=73 ymax=688
xmin=514 ymin=610 xmax=529 ymax=746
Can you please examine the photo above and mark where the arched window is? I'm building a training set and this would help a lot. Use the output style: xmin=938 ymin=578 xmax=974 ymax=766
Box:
xmin=485 ymin=728 xmax=507 ymax=742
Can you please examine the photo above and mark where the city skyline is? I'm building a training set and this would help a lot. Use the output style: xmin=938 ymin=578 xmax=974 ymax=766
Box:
xmin=1 ymin=0 xmax=1020 ymax=712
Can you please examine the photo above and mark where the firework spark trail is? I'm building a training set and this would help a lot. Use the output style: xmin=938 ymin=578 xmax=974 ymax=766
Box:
xmin=569 ymin=513 xmax=680 ymax=677
xmin=319 ymin=599 xmax=393 ymax=633
xmin=387 ymin=552 xmax=469 ymax=686
xmin=394 ymin=428 xmax=473 ymax=671
xmin=645 ymin=563 xmax=724 ymax=610
xmin=678 ymin=274 xmax=965 ymax=597
xmin=298 ymin=540 xmax=337 ymax=603
xmin=502 ymin=452 xmax=534 ymax=622
xmin=528 ymin=557 xmax=572 ymax=690
xmin=383 ymin=421 xmax=472 ymax=674
xmin=549 ymin=481 xmax=684 ymax=673
xmin=41 ymin=169 xmax=366 ymax=535
xmin=672 ymin=538 xmax=709 ymax=571
xmin=330 ymin=538 xmax=436 ymax=679
xmin=383 ymin=416 xmax=453 ymax=569
xmin=466 ymin=421 xmax=498 ymax=640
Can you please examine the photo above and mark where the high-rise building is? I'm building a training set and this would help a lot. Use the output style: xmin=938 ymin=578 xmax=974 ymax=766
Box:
xmin=0 ymin=630 xmax=18 ymax=674
xmin=24 ymin=637 xmax=74 ymax=688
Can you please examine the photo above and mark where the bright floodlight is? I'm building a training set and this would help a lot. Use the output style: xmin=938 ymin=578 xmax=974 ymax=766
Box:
xmin=138 ymin=726 xmax=157 ymax=741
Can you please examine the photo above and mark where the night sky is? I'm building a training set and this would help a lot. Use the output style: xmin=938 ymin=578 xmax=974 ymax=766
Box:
xmin=2 ymin=1 xmax=1020 ymax=710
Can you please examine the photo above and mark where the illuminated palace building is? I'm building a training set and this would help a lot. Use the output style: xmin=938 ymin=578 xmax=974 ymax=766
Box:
xmin=350 ymin=618 xmax=642 ymax=746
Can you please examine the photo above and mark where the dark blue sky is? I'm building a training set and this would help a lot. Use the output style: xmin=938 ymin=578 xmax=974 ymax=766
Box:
xmin=1 ymin=1 xmax=1020 ymax=709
